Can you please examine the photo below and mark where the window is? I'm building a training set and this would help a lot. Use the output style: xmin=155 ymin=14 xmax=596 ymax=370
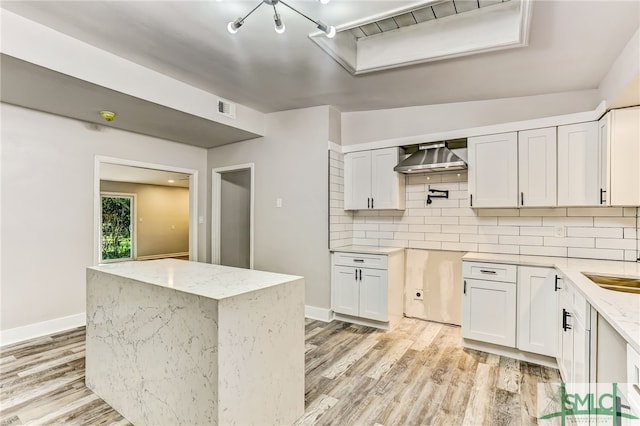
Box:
xmin=100 ymin=193 xmax=135 ymax=262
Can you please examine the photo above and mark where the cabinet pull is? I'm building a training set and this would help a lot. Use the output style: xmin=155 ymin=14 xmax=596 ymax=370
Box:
xmin=470 ymin=194 xmax=473 ymax=207
xmin=600 ymin=188 xmax=606 ymax=205
xmin=354 ymin=269 xmax=358 ymax=280
xmin=479 ymin=269 xmax=497 ymax=275
xmin=554 ymin=275 xmax=560 ymax=292
xmin=463 ymin=280 xmax=467 ymax=295
xmin=562 ymin=309 xmax=572 ymax=331
xmin=367 ymin=198 xmax=371 ymax=209
xmin=358 ymin=269 xmax=362 ymax=281
xmin=371 ymin=198 xmax=374 ymax=209
xmin=521 ymin=192 xmax=524 ymax=206
xmin=353 ymin=259 xmax=364 ymax=263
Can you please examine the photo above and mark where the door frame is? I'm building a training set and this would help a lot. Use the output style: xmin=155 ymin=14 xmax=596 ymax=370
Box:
xmin=94 ymin=156 xmax=199 ymax=265
xmin=99 ymin=192 xmax=137 ymax=263
xmin=211 ymin=163 xmax=255 ymax=269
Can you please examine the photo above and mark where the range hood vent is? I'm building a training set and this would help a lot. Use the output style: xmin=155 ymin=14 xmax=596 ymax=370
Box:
xmin=394 ymin=141 xmax=467 ymax=174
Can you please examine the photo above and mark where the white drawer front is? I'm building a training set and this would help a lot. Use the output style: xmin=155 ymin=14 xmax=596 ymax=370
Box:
xmin=333 ymin=252 xmax=388 ymax=269
xmin=463 ymin=261 xmax=517 ymax=283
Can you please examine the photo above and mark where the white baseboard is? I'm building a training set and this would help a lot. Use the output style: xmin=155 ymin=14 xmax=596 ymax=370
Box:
xmin=305 ymin=305 xmax=334 ymax=322
xmin=136 ymin=252 xmax=189 ymax=261
xmin=1 ymin=313 xmax=86 ymax=347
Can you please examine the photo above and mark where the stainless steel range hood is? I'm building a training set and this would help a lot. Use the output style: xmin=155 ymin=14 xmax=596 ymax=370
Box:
xmin=394 ymin=141 xmax=467 ymax=174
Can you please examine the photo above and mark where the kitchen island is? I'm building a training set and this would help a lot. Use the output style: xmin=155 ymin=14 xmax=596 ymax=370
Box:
xmin=85 ymin=259 xmax=305 ymax=426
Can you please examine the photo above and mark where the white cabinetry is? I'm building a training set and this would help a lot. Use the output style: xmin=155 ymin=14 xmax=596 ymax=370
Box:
xmin=462 ymin=262 xmax=517 ymax=347
xmin=517 ymin=266 xmax=557 ymax=357
xmin=557 ymin=121 xmax=600 ymax=206
xmin=344 ymin=148 xmax=405 ymax=210
xmin=468 ymin=133 xmax=518 ymax=208
xmin=332 ymin=250 xmax=404 ymax=329
xmin=600 ymin=106 xmax=640 ymax=206
xmin=627 ymin=345 xmax=640 ymax=416
xmin=518 ymin=127 xmax=557 ymax=207
xmin=556 ymin=274 xmax=592 ymax=385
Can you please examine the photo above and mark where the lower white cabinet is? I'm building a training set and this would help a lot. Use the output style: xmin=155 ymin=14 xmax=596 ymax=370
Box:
xmin=462 ymin=278 xmax=517 ymax=347
xmin=556 ymin=274 xmax=592 ymax=385
xmin=462 ymin=262 xmax=517 ymax=347
xmin=517 ymin=266 xmax=557 ymax=357
xmin=332 ymin=249 xmax=404 ymax=328
xmin=462 ymin=262 xmax=559 ymax=359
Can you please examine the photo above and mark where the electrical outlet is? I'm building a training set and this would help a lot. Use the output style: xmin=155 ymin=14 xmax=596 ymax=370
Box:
xmin=414 ymin=289 xmax=424 ymax=300
xmin=554 ymin=226 xmax=565 ymax=237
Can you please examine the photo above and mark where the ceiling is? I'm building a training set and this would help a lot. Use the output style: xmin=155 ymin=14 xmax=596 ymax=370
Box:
xmin=101 ymin=163 xmax=191 ymax=188
xmin=2 ymin=0 xmax=638 ymax=114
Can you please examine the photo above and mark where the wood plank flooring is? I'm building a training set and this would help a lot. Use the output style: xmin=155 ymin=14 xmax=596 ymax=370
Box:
xmin=1 ymin=318 xmax=561 ymax=425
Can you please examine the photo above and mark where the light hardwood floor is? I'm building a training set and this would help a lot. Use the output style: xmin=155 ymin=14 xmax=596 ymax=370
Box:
xmin=1 ymin=318 xmax=560 ymax=425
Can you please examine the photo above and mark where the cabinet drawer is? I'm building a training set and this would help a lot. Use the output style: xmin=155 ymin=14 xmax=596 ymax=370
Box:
xmin=463 ymin=262 xmax=517 ymax=283
xmin=333 ymin=252 xmax=388 ymax=269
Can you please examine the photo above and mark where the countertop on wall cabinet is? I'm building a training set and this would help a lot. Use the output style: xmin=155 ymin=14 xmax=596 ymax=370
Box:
xmin=330 ymin=245 xmax=405 ymax=255
xmin=463 ymin=252 xmax=640 ymax=353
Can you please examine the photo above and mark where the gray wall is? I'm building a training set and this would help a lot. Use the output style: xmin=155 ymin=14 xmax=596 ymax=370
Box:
xmin=220 ymin=170 xmax=251 ymax=269
xmin=208 ymin=106 xmax=331 ymax=310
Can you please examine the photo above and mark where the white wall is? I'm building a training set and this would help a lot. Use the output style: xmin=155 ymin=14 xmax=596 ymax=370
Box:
xmin=208 ymin=106 xmax=331 ymax=310
xmin=1 ymin=103 xmax=208 ymax=331
xmin=341 ymin=90 xmax=600 ymax=146
xmin=599 ymin=28 xmax=640 ymax=109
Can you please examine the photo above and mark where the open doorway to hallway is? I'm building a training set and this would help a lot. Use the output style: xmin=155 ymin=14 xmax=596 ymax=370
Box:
xmin=95 ymin=158 xmax=198 ymax=265
xmin=212 ymin=164 xmax=254 ymax=269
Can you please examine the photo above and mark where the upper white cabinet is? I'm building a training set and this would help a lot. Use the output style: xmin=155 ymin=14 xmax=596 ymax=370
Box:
xmin=600 ymin=106 xmax=640 ymax=206
xmin=468 ymin=132 xmax=518 ymax=208
xmin=344 ymin=148 xmax=405 ymax=210
xmin=518 ymin=127 xmax=557 ymax=207
xmin=557 ymin=121 xmax=600 ymax=206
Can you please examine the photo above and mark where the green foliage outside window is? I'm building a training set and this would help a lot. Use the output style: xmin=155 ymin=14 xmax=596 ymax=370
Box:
xmin=102 ymin=196 xmax=132 ymax=260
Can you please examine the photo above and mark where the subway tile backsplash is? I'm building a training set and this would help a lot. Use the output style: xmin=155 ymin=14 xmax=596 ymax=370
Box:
xmin=329 ymin=148 xmax=640 ymax=262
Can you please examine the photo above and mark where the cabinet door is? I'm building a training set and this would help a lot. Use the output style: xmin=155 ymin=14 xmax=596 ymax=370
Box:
xmin=462 ymin=278 xmax=517 ymax=347
xmin=468 ymin=133 xmax=518 ymax=208
xmin=359 ymin=268 xmax=388 ymax=322
xmin=598 ymin=115 xmax=611 ymax=206
xmin=370 ymin=148 xmax=405 ymax=210
xmin=344 ymin=151 xmax=372 ymax=210
xmin=609 ymin=107 xmax=640 ymax=206
xmin=557 ymin=298 xmax=573 ymax=383
xmin=333 ymin=266 xmax=359 ymax=317
xmin=557 ymin=122 xmax=599 ymax=206
xmin=573 ymin=315 xmax=590 ymax=385
xmin=517 ymin=267 xmax=557 ymax=357
xmin=518 ymin=128 xmax=557 ymax=207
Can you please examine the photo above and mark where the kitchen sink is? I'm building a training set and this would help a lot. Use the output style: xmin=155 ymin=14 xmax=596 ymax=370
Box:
xmin=583 ymin=273 xmax=640 ymax=295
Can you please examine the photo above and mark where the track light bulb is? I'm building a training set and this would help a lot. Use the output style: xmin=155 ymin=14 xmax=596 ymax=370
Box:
xmin=317 ymin=21 xmax=336 ymax=38
xmin=274 ymin=13 xmax=285 ymax=34
xmin=227 ymin=18 xmax=243 ymax=34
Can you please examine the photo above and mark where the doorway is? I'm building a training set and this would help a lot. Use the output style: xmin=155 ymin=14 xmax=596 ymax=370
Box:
xmin=94 ymin=156 xmax=199 ymax=265
xmin=212 ymin=164 xmax=254 ymax=269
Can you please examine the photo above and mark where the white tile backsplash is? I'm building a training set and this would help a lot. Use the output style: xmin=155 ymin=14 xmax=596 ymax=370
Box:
xmin=328 ymin=157 xmax=639 ymax=262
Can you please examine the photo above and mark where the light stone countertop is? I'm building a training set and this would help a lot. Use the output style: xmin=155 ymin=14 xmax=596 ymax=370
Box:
xmin=330 ymin=245 xmax=405 ymax=255
xmin=89 ymin=259 xmax=303 ymax=301
xmin=463 ymin=252 xmax=640 ymax=353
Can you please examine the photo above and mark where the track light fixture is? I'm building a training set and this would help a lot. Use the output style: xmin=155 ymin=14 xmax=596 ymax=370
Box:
xmin=227 ymin=0 xmax=335 ymax=38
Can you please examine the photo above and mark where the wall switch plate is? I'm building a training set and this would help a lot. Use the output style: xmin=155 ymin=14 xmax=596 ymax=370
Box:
xmin=414 ymin=289 xmax=424 ymax=300
xmin=554 ymin=226 xmax=565 ymax=237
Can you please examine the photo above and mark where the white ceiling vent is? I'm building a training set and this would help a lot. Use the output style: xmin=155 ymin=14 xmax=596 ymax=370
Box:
xmin=217 ymin=98 xmax=236 ymax=119
xmin=309 ymin=0 xmax=531 ymax=75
